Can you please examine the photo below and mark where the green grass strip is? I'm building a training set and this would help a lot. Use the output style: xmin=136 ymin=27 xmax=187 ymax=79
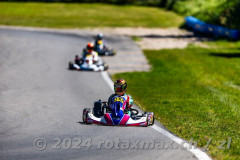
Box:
xmin=0 ymin=2 xmax=183 ymax=28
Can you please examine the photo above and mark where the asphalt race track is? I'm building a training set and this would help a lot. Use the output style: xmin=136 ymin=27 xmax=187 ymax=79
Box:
xmin=0 ymin=28 xmax=198 ymax=160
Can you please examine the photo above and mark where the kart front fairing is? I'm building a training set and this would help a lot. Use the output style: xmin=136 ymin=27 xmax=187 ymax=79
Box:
xmin=94 ymin=41 xmax=116 ymax=56
xmin=72 ymin=63 xmax=105 ymax=71
xmin=71 ymin=55 xmax=107 ymax=71
xmin=84 ymin=96 xmax=148 ymax=126
xmin=85 ymin=112 xmax=148 ymax=126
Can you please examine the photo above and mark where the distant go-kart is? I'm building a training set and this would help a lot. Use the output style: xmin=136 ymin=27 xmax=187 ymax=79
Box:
xmin=93 ymin=40 xmax=116 ymax=56
xmin=94 ymin=47 xmax=116 ymax=56
xmin=82 ymin=96 xmax=154 ymax=127
xmin=69 ymin=55 xmax=108 ymax=72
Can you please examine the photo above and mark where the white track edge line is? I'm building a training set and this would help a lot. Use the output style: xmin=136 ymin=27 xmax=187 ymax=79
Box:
xmin=101 ymin=71 xmax=212 ymax=160
xmin=101 ymin=71 xmax=114 ymax=92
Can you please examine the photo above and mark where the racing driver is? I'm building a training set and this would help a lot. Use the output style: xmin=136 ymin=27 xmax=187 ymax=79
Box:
xmin=108 ymin=79 xmax=133 ymax=112
xmin=82 ymin=42 xmax=99 ymax=63
xmin=94 ymin=33 xmax=107 ymax=50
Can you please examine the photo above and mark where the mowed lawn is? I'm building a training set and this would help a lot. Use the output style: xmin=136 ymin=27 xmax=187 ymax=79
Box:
xmin=113 ymin=41 xmax=240 ymax=160
xmin=0 ymin=2 xmax=183 ymax=28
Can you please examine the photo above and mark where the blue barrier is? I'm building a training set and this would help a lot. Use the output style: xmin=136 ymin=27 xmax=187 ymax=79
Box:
xmin=185 ymin=16 xmax=240 ymax=40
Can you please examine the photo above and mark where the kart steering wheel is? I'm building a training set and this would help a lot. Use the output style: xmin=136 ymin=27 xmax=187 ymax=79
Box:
xmin=131 ymin=109 xmax=139 ymax=115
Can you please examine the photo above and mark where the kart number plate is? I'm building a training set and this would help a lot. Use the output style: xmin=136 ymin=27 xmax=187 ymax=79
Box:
xmin=114 ymin=97 xmax=124 ymax=103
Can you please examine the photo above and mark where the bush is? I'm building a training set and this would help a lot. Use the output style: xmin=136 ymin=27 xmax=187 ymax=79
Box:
xmin=172 ymin=0 xmax=240 ymax=30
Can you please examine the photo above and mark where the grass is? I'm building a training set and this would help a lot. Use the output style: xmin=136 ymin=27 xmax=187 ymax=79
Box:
xmin=0 ymin=2 xmax=183 ymax=28
xmin=113 ymin=41 xmax=240 ymax=160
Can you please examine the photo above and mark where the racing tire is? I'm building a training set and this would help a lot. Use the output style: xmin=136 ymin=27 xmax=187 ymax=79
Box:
xmin=146 ymin=112 xmax=154 ymax=126
xmin=94 ymin=101 xmax=102 ymax=117
xmin=111 ymin=50 xmax=116 ymax=56
xmin=83 ymin=108 xmax=92 ymax=124
xmin=69 ymin=61 xmax=74 ymax=70
xmin=104 ymin=64 xmax=108 ymax=71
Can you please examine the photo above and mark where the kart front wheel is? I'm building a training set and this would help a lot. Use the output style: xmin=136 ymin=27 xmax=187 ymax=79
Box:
xmin=146 ymin=112 xmax=154 ymax=126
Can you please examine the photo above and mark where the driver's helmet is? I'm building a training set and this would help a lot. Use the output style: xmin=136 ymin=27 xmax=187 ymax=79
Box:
xmin=96 ymin=33 xmax=103 ymax=40
xmin=114 ymin=79 xmax=127 ymax=96
xmin=86 ymin=42 xmax=94 ymax=53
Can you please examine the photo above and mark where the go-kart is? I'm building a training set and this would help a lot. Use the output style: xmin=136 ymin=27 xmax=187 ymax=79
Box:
xmin=91 ymin=39 xmax=116 ymax=56
xmin=69 ymin=54 xmax=108 ymax=71
xmin=94 ymin=47 xmax=116 ymax=56
xmin=82 ymin=96 xmax=154 ymax=127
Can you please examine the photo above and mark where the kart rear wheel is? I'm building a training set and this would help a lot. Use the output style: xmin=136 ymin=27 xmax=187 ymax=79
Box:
xmin=94 ymin=101 xmax=102 ymax=117
xmin=103 ymin=64 xmax=108 ymax=71
xmin=112 ymin=50 xmax=116 ymax=56
xmin=146 ymin=112 xmax=154 ymax=126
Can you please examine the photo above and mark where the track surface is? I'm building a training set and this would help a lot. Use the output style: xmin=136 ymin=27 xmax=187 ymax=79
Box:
xmin=0 ymin=29 xmax=197 ymax=160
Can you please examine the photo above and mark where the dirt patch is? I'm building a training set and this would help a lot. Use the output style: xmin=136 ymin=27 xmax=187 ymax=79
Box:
xmin=92 ymin=27 xmax=210 ymax=49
